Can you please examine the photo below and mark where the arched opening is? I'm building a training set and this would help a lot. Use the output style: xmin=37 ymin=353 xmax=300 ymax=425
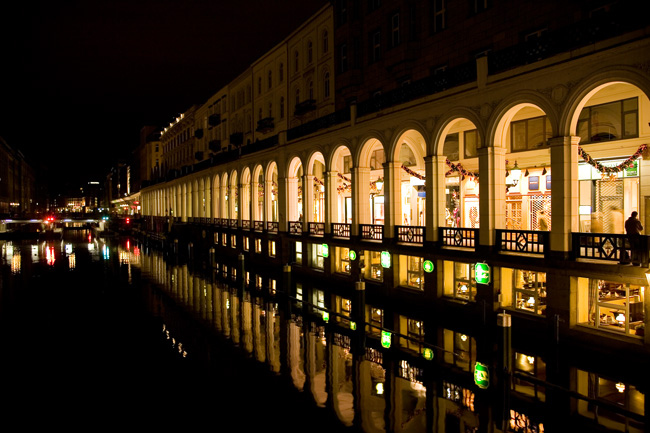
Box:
xmin=287 ymin=157 xmax=303 ymax=223
xmin=393 ymin=130 xmax=426 ymax=227
xmin=331 ymin=145 xmax=352 ymax=224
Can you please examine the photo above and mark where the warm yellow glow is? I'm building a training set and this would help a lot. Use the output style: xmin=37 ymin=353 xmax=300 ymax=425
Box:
xmin=616 ymin=382 xmax=626 ymax=393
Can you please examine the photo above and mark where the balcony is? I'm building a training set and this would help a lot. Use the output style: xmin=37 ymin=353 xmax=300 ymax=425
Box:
xmin=208 ymin=140 xmax=221 ymax=152
xmin=496 ymin=229 xmax=548 ymax=256
xmin=256 ymin=117 xmax=274 ymax=133
xmin=253 ymin=220 xmax=264 ymax=232
xmin=395 ymin=225 xmax=424 ymax=245
xmin=308 ymin=222 xmax=325 ymax=237
xmin=267 ymin=221 xmax=279 ymax=233
xmin=572 ymin=233 xmax=650 ymax=267
xmin=360 ymin=224 xmax=383 ymax=241
xmin=208 ymin=113 xmax=220 ymax=126
xmin=439 ymin=227 xmax=477 ymax=249
xmin=331 ymin=223 xmax=351 ymax=239
xmin=294 ymin=99 xmax=316 ymax=116
xmin=229 ymin=219 xmax=238 ymax=229
xmin=289 ymin=221 xmax=303 ymax=235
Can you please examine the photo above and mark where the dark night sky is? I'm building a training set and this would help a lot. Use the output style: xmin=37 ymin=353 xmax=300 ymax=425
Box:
xmin=0 ymin=0 xmax=327 ymax=191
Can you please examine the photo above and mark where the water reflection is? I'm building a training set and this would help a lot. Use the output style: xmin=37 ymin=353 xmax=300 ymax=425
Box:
xmin=126 ymin=242 xmax=645 ymax=433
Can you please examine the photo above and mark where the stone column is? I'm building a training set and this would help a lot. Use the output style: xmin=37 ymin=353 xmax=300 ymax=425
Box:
xmin=352 ymin=167 xmax=370 ymax=236
xmin=425 ymin=155 xmax=447 ymax=243
xmin=385 ymin=161 xmax=403 ymax=239
xmin=478 ymin=146 xmax=506 ymax=249
xmin=303 ymin=175 xmax=315 ymax=223
xmin=325 ymin=171 xmax=338 ymax=233
xmin=549 ymin=136 xmax=580 ymax=257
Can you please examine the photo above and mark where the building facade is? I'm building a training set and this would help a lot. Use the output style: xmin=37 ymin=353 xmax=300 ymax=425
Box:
xmin=139 ymin=2 xmax=649 ymax=430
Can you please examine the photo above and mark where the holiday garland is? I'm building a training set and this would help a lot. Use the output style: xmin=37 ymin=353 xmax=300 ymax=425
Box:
xmin=578 ymin=144 xmax=646 ymax=178
xmin=401 ymin=164 xmax=425 ymax=180
xmin=445 ymin=159 xmax=479 ymax=179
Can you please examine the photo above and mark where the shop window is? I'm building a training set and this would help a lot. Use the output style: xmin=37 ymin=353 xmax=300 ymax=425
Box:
xmin=510 ymin=115 xmax=552 ymax=152
xmin=443 ymin=261 xmax=476 ymax=301
xmin=336 ymin=246 xmax=351 ymax=274
xmin=575 ymin=369 xmax=645 ymax=432
xmin=464 ymin=129 xmax=478 ymax=158
xmin=214 ymin=232 xmax=219 ymax=244
xmin=365 ymin=305 xmax=383 ymax=337
xmin=578 ymin=97 xmax=638 ymax=144
xmin=399 ymin=316 xmax=424 ymax=353
xmin=222 ymin=233 xmax=228 ymax=246
xmin=311 ymin=243 xmax=325 ymax=270
xmin=442 ymin=381 xmax=475 ymax=412
xmin=363 ymin=250 xmax=383 ymax=282
xmin=230 ymin=234 xmax=237 ymax=248
xmin=500 ymin=269 xmax=547 ymax=315
xmin=243 ymin=236 xmax=249 ymax=251
xmin=335 ymin=296 xmax=351 ymax=325
xmin=513 ymin=352 xmax=546 ymax=401
xmin=399 ymin=255 xmax=424 ymax=290
xmin=255 ymin=274 xmax=263 ymax=290
xmin=222 ymin=264 xmax=228 ymax=279
xmin=231 ymin=267 xmax=237 ymax=282
xmin=269 ymin=279 xmax=276 ymax=295
xmin=255 ymin=238 xmax=262 ymax=253
xmin=313 ymin=289 xmax=326 ymax=315
xmin=294 ymin=241 xmax=302 ymax=265
xmin=246 ymin=272 xmax=250 ymax=287
xmin=295 ymin=283 xmax=303 ymax=308
xmin=577 ymin=278 xmax=645 ymax=337
xmin=268 ymin=240 xmax=276 ymax=257
xmin=443 ymin=329 xmax=476 ymax=372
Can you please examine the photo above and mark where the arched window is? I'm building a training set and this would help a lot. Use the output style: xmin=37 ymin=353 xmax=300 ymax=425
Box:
xmin=324 ymin=72 xmax=330 ymax=98
xmin=322 ymin=30 xmax=329 ymax=53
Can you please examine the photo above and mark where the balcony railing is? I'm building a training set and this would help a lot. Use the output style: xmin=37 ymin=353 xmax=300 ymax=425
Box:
xmin=242 ymin=220 xmax=251 ymax=230
xmin=253 ymin=220 xmax=264 ymax=232
xmin=360 ymin=224 xmax=383 ymax=241
xmin=395 ymin=225 xmax=425 ymax=244
xmin=572 ymin=233 xmax=650 ymax=266
xmin=289 ymin=221 xmax=302 ymax=235
xmin=230 ymin=219 xmax=238 ymax=229
xmin=439 ymin=227 xmax=477 ymax=249
xmin=220 ymin=218 xmax=229 ymax=227
xmin=267 ymin=221 xmax=279 ymax=233
xmin=331 ymin=223 xmax=351 ymax=239
xmin=496 ymin=229 xmax=548 ymax=255
xmin=308 ymin=222 xmax=325 ymax=237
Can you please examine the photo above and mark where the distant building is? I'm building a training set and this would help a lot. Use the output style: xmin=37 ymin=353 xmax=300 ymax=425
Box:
xmin=0 ymin=136 xmax=36 ymax=217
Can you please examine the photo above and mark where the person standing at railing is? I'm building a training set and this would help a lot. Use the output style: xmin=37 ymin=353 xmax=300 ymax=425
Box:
xmin=624 ymin=211 xmax=643 ymax=265
xmin=538 ymin=211 xmax=549 ymax=231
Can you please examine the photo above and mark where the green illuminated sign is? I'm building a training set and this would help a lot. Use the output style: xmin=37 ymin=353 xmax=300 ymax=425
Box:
xmin=322 ymin=311 xmax=329 ymax=322
xmin=322 ymin=244 xmax=329 ymax=258
xmin=474 ymin=361 xmax=489 ymax=389
xmin=380 ymin=251 xmax=391 ymax=268
xmin=381 ymin=330 xmax=392 ymax=348
xmin=350 ymin=321 xmax=357 ymax=330
xmin=349 ymin=250 xmax=357 ymax=261
xmin=423 ymin=260 xmax=434 ymax=273
xmin=475 ymin=263 xmax=491 ymax=285
xmin=422 ymin=348 xmax=434 ymax=361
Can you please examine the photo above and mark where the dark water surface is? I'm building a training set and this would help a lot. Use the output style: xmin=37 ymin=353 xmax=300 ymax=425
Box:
xmin=0 ymin=232 xmax=341 ymax=431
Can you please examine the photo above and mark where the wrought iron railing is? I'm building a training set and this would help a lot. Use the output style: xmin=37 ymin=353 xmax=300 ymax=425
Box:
xmin=241 ymin=220 xmax=250 ymax=230
xmin=220 ymin=218 xmax=229 ymax=227
xmin=496 ymin=229 xmax=548 ymax=255
xmin=360 ymin=224 xmax=383 ymax=241
xmin=267 ymin=221 xmax=279 ymax=233
xmin=308 ymin=222 xmax=325 ymax=237
xmin=253 ymin=221 xmax=264 ymax=232
xmin=230 ymin=219 xmax=238 ymax=229
xmin=572 ymin=233 xmax=649 ymax=266
xmin=439 ymin=227 xmax=477 ymax=249
xmin=331 ymin=223 xmax=351 ymax=239
xmin=289 ymin=221 xmax=302 ymax=235
xmin=395 ymin=225 xmax=425 ymax=244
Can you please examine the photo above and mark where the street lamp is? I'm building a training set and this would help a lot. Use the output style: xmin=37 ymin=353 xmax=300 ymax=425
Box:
xmin=507 ymin=161 xmax=522 ymax=187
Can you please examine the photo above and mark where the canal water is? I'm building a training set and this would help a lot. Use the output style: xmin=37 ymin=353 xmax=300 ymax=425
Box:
xmin=1 ymin=231 xmax=646 ymax=432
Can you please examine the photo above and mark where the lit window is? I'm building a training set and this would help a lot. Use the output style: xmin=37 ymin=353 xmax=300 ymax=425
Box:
xmin=577 ymin=97 xmax=638 ymax=144
xmin=443 ymin=261 xmax=476 ymax=301
xmin=336 ymin=246 xmax=351 ymax=274
xmin=443 ymin=329 xmax=476 ymax=372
